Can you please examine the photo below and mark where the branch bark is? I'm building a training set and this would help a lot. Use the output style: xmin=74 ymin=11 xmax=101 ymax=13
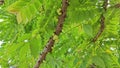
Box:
xmin=0 ymin=0 xmax=4 ymax=5
xmin=34 ymin=0 xmax=69 ymax=68
xmin=92 ymin=0 xmax=108 ymax=42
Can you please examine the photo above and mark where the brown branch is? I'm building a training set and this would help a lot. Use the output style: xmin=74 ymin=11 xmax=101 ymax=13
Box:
xmin=92 ymin=0 xmax=108 ymax=42
xmin=34 ymin=0 xmax=69 ymax=68
xmin=0 ymin=0 xmax=4 ymax=5
xmin=114 ymin=3 xmax=120 ymax=8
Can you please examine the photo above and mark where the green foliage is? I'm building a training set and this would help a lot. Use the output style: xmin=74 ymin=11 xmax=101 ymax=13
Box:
xmin=0 ymin=0 xmax=120 ymax=68
xmin=7 ymin=0 xmax=42 ymax=24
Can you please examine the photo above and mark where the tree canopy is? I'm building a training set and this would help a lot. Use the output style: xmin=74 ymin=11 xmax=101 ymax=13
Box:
xmin=0 ymin=0 xmax=120 ymax=68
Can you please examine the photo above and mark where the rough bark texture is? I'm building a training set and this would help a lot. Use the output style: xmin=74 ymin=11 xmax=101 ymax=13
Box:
xmin=92 ymin=0 xmax=108 ymax=42
xmin=34 ymin=0 xmax=69 ymax=68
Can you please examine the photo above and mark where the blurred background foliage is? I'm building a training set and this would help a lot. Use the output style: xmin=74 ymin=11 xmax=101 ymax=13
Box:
xmin=0 ymin=0 xmax=120 ymax=68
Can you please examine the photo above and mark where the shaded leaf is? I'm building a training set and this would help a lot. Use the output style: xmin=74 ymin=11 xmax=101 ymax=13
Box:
xmin=92 ymin=56 xmax=105 ymax=68
xmin=83 ymin=24 xmax=93 ymax=37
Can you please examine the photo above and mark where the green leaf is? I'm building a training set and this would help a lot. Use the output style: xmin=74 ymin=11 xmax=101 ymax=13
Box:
xmin=7 ymin=42 xmax=24 ymax=55
xmin=19 ymin=42 xmax=29 ymax=59
xmin=101 ymin=53 xmax=113 ymax=68
xmin=29 ymin=38 xmax=41 ymax=58
xmin=7 ymin=0 xmax=42 ymax=24
xmin=83 ymin=24 xmax=93 ymax=37
xmin=7 ymin=1 xmax=28 ymax=14
xmin=17 ymin=34 xmax=31 ymax=42
xmin=34 ymin=0 xmax=42 ymax=10
xmin=92 ymin=56 xmax=105 ymax=68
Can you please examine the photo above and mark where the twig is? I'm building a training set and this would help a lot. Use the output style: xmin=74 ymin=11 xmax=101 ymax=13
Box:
xmin=92 ymin=0 xmax=108 ymax=42
xmin=34 ymin=0 xmax=69 ymax=68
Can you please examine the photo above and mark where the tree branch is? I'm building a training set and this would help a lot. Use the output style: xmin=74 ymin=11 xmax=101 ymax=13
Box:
xmin=0 ymin=0 xmax=4 ymax=5
xmin=34 ymin=0 xmax=69 ymax=68
xmin=92 ymin=0 xmax=108 ymax=42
